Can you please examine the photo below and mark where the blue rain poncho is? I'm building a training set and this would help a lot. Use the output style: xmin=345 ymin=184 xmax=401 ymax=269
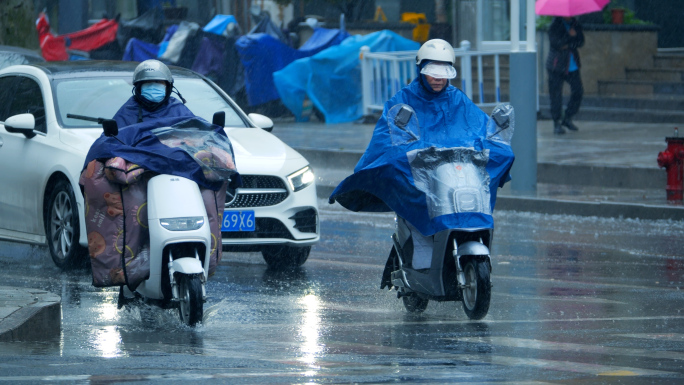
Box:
xmin=329 ymin=79 xmax=515 ymax=236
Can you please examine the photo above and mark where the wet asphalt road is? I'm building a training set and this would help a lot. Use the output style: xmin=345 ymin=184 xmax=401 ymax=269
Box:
xmin=1 ymin=199 xmax=684 ymax=383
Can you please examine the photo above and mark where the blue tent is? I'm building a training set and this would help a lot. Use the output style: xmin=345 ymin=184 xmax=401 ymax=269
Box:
xmin=273 ymin=30 xmax=419 ymax=124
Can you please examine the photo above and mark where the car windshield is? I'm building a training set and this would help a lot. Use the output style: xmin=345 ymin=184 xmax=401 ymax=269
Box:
xmin=53 ymin=76 xmax=248 ymax=128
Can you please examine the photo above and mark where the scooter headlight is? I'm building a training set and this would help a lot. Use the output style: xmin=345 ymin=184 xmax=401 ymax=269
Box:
xmin=287 ymin=166 xmax=314 ymax=192
xmin=160 ymin=217 xmax=205 ymax=231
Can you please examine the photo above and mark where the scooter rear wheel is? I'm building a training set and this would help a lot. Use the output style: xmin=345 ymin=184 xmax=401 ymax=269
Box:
xmin=178 ymin=274 xmax=203 ymax=326
xmin=462 ymin=260 xmax=491 ymax=320
xmin=402 ymin=293 xmax=429 ymax=313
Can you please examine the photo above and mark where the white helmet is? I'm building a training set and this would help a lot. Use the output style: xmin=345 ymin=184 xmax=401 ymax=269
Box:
xmin=415 ymin=39 xmax=455 ymax=66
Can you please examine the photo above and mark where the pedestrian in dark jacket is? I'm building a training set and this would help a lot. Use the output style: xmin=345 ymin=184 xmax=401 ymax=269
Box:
xmin=545 ymin=17 xmax=584 ymax=135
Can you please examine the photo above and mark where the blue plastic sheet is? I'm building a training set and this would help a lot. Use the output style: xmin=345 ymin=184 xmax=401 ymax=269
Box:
xmin=329 ymin=80 xmax=515 ymax=236
xmin=274 ymin=30 xmax=419 ymax=124
xmin=122 ymin=38 xmax=159 ymax=61
xmin=235 ymin=27 xmax=349 ymax=107
xmin=156 ymin=24 xmax=179 ymax=58
xmin=203 ymin=15 xmax=237 ymax=35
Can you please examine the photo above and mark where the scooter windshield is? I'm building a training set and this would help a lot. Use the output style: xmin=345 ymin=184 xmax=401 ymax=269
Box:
xmin=408 ymin=146 xmax=491 ymax=219
xmin=152 ymin=119 xmax=237 ymax=182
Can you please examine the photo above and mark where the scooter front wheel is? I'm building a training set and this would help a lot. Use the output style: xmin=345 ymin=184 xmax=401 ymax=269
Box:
xmin=178 ymin=274 xmax=203 ymax=326
xmin=461 ymin=260 xmax=491 ymax=320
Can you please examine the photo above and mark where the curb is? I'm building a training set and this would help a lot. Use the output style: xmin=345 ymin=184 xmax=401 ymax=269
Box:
xmin=494 ymin=195 xmax=684 ymax=221
xmin=318 ymin=185 xmax=684 ymax=220
xmin=299 ymin=148 xmax=664 ymax=189
xmin=0 ymin=287 xmax=61 ymax=342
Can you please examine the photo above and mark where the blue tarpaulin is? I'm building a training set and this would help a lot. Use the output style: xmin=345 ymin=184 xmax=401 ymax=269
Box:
xmin=329 ymin=79 xmax=515 ymax=236
xmin=122 ymin=24 xmax=178 ymax=62
xmin=235 ymin=27 xmax=349 ymax=107
xmin=273 ymin=30 xmax=419 ymax=124
xmin=203 ymin=14 xmax=237 ymax=35
xmin=122 ymin=38 xmax=159 ymax=61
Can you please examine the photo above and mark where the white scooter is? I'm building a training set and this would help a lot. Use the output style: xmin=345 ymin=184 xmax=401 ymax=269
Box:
xmin=99 ymin=118 xmax=213 ymax=326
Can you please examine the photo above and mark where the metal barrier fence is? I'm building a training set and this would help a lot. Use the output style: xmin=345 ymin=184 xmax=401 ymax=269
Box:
xmin=360 ymin=41 xmax=511 ymax=116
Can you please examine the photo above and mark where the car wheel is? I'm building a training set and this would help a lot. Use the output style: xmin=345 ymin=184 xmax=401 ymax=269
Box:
xmin=46 ymin=179 xmax=87 ymax=269
xmin=261 ymin=246 xmax=311 ymax=270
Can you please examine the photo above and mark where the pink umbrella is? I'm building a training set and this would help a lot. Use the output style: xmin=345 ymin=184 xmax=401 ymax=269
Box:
xmin=535 ymin=0 xmax=610 ymax=17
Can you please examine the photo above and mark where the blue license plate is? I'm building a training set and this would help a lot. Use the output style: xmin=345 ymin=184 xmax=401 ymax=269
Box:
xmin=221 ymin=210 xmax=255 ymax=232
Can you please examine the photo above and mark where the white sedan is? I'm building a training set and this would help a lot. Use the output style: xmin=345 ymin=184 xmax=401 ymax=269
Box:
xmin=0 ymin=61 xmax=319 ymax=270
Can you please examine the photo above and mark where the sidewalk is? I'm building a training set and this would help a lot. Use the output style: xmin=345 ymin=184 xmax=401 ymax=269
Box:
xmin=272 ymin=117 xmax=684 ymax=220
xmin=0 ymin=286 xmax=60 ymax=342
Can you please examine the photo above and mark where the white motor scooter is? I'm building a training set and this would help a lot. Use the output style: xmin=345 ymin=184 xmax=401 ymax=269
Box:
xmin=124 ymin=172 xmax=211 ymax=326
xmin=95 ymin=116 xmax=220 ymax=326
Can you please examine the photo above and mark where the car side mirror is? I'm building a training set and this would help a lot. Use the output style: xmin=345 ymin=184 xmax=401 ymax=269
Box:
xmin=212 ymin=111 xmax=225 ymax=127
xmin=3 ymin=113 xmax=36 ymax=138
xmin=101 ymin=119 xmax=119 ymax=137
xmin=248 ymin=113 xmax=274 ymax=132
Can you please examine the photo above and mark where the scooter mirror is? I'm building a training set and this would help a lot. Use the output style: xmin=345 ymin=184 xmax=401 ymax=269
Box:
xmin=212 ymin=111 xmax=225 ymax=127
xmin=394 ymin=106 xmax=413 ymax=129
xmin=102 ymin=119 xmax=119 ymax=137
xmin=492 ymin=111 xmax=509 ymax=130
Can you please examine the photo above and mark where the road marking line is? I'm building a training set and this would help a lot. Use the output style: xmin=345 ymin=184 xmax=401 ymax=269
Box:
xmin=455 ymin=337 xmax=684 ymax=361
xmin=325 ymin=341 xmax=677 ymax=377
xmin=212 ymin=315 xmax=684 ymax=329
xmin=306 ymin=257 xmax=683 ymax=292
xmin=617 ymin=333 xmax=684 ymax=342
xmin=495 ymin=292 xmax=626 ymax=304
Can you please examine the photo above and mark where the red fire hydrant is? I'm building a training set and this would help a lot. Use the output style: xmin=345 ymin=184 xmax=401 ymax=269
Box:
xmin=657 ymin=128 xmax=684 ymax=203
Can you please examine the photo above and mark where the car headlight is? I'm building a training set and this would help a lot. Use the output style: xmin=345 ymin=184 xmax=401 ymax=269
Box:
xmin=160 ymin=217 xmax=205 ymax=231
xmin=287 ymin=166 xmax=314 ymax=192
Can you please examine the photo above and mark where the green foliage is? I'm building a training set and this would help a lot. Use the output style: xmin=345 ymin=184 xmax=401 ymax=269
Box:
xmin=536 ymin=16 xmax=553 ymax=31
xmin=602 ymin=0 xmax=651 ymax=25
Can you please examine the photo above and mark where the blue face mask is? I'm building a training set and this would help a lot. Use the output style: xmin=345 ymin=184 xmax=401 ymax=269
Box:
xmin=141 ymin=82 xmax=167 ymax=103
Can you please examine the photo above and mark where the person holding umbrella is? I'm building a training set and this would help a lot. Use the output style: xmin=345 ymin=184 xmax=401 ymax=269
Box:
xmin=546 ymin=16 xmax=585 ymax=135
xmin=536 ymin=0 xmax=610 ymax=134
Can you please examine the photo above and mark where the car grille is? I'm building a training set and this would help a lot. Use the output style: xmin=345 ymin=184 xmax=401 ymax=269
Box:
xmin=226 ymin=175 xmax=288 ymax=208
xmin=221 ymin=218 xmax=294 ymax=239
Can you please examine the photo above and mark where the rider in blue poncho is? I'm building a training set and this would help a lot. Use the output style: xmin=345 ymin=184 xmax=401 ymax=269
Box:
xmin=113 ymin=59 xmax=195 ymax=127
xmin=329 ymin=39 xmax=515 ymax=270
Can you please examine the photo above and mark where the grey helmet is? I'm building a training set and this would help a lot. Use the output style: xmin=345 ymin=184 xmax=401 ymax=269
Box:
xmin=132 ymin=59 xmax=186 ymax=110
xmin=133 ymin=59 xmax=174 ymax=86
